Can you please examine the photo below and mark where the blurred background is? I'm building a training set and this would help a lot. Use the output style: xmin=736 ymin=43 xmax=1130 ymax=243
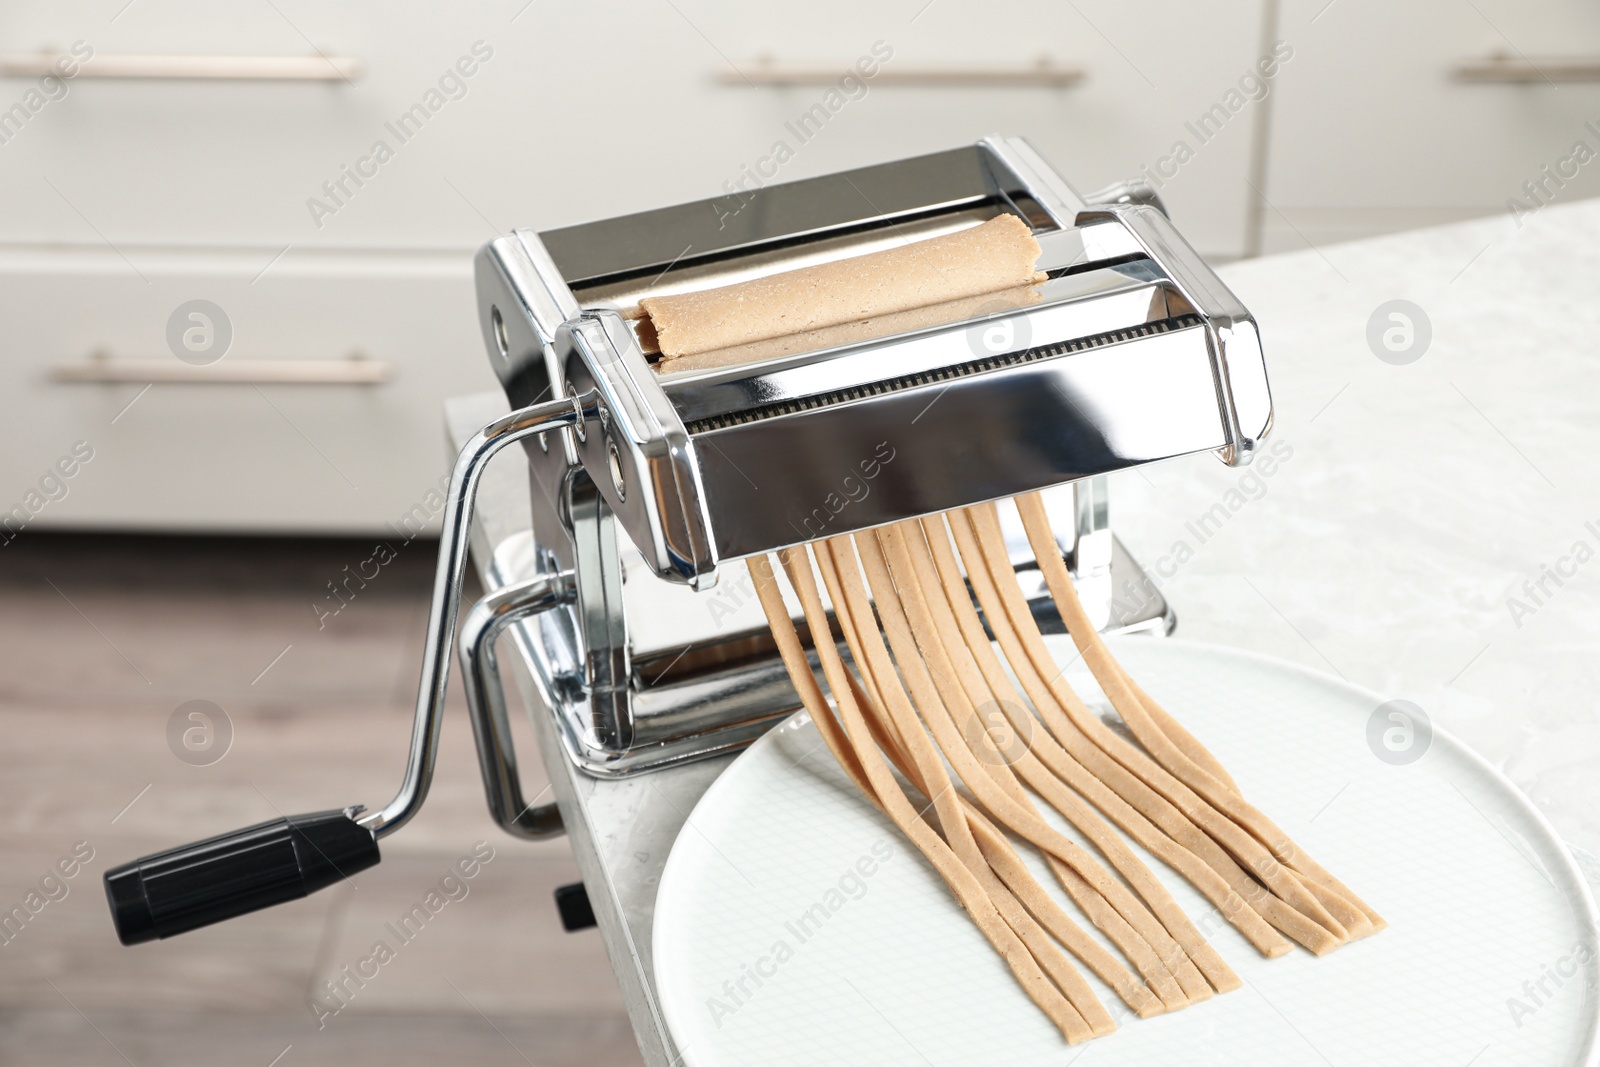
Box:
xmin=3 ymin=1 xmax=1599 ymax=1064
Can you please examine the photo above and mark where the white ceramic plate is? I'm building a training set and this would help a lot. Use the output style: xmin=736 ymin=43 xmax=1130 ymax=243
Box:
xmin=653 ymin=637 xmax=1600 ymax=1066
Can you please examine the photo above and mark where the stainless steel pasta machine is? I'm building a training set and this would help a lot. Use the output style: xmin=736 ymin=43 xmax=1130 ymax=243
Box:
xmin=102 ymin=135 xmax=1273 ymax=951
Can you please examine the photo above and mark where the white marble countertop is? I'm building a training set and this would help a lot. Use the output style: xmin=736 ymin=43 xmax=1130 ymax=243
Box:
xmin=1112 ymin=196 xmax=1600 ymax=860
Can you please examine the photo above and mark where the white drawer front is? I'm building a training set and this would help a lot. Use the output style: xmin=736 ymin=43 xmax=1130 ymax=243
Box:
xmin=1265 ymin=0 xmax=1600 ymax=250
xmin=0 ymin=246 xmax=499 ymax=535
xmin=2 ymin=2 xmax=521 ymax=249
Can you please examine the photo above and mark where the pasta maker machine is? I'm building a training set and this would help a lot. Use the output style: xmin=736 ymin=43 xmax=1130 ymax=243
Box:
xmin=103 ymin=135 xmax=1273 ymax=944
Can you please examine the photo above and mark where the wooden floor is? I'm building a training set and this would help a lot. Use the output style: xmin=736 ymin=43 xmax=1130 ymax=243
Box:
xmin=0 ymin=532 xmax=643 ymax=1066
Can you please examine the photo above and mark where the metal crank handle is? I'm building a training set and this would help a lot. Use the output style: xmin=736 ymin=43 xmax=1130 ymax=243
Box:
xmin=103 ymin=395 xmax=590 ymax=945
xmin=459 ymin=577 xmax=573 ymax=840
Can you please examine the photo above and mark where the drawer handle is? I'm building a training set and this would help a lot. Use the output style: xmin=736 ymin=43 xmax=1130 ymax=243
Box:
xmin=1 ymin=51 xmax=363 ymax=82
xmin=1455 ymin=53 xmax=1600 ymax=84
xmin=51 ymin=354 xmax=391 ymax=385
xmin=719 ymin=56 xmax=1083 ymax=88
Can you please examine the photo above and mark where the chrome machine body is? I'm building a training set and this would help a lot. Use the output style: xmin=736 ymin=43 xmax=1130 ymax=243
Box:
xmin=459 ymin=135 xmax=1272 ymax=825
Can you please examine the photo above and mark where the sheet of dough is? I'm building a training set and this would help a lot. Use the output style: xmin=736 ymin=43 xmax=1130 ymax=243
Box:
xmin=656 ymin=283 xmax=1043 ymax=375
xmin=639 ymin=213 xmax=1046 ymax=361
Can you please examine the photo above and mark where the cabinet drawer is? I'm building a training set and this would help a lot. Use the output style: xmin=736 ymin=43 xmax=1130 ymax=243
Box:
xmin=1265 ymin=0 xmax=1600 ymax=250
xmin=0 ymin=246 xmax=498 ymax=535
xmin=1 ymin=1 xmax=517 ymax=249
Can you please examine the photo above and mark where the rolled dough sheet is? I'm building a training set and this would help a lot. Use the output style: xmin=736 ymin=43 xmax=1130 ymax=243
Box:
xmin=656 ymin=283 xmax=1043 ymax=376
xmin=640 ymin=213 xmax=1046 ymax=361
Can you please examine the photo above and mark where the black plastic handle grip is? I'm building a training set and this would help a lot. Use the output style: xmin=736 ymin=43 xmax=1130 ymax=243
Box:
xmin=104 ymin=809 xmax=380 ymax=945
